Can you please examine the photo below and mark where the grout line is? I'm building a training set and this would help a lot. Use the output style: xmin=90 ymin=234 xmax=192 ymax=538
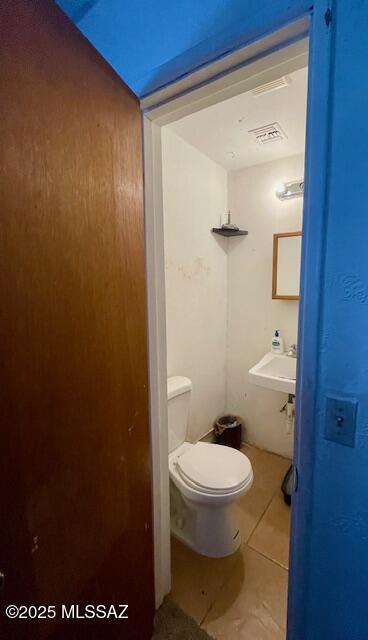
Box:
xmin=243 ymin=491 xmax=275 ymax=545
xmin=199 ymin=586 xmax=217 ymax=627
xmin=199 ymin=564 xmax=235 ymax=629
xmin=246 ymin=544 xmax=289 ymax=572
xmin=199 ymin=554 xmax=238 ymax=627
xmin=200 ymin=601 xmax=214 ymax=628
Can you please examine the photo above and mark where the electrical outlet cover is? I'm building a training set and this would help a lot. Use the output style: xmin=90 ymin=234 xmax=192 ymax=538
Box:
xmin=325 ymin=395 xmax=358 ymax=447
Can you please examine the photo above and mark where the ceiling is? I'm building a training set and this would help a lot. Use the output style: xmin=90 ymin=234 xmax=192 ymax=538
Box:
xmin=167 ymin=67 xmax=307 ymax=171
xmin=55 ymin=0 xmax=310 ymax=97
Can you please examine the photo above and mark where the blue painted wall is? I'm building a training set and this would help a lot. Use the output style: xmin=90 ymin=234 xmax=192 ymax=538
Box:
xmin=55 ymin=0 xmax=368 ymax=637
xmin=304 ymin=1 xmax=368 ymax=638
xmin=56 ymin=0 xmax=311 ymax=96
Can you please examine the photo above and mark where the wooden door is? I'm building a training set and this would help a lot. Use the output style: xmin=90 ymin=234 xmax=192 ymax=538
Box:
xmin=0 ymin=1 xmax=154 ymax=638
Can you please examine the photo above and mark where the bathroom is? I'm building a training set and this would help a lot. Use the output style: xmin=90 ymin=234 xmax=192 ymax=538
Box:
xmin=4 ymin=2 xmax=368 ymax=638
xmin=161 ymin=62 xmax=307 ymax=639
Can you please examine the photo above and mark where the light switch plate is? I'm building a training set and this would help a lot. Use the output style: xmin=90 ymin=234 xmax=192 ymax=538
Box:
xmin=325 ymin=396 xmax=358 ymax=447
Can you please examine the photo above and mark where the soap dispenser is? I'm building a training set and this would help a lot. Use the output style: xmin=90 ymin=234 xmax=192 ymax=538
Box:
xmin=271 ymin=330 xmax=284 ymax=354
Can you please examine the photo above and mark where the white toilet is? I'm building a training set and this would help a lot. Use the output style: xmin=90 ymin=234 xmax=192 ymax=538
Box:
xmin=168 ymin=376 xmax=253 ymax=557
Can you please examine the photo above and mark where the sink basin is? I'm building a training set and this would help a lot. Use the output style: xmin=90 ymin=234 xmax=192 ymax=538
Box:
xmin=249 ymin=352 xmax=296 ymax=394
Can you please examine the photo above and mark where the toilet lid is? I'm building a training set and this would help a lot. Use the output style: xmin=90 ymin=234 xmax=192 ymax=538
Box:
xmin=176 ymin=442 xmax=252 ymax=492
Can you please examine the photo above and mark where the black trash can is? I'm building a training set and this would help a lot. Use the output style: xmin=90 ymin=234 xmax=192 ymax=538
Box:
xmin=214 ymin=415 xmax=242 ymax=450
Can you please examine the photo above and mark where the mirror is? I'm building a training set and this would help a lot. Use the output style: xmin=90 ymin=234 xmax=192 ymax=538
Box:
xmin=272 ymin=232 xmax=302 ymax=300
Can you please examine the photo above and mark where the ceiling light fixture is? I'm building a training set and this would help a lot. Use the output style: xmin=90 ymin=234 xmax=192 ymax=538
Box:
xmin=275 ymin=182 xmax=287 ymax=196
xmin=276 ymin=179 xmax=304 ymax=201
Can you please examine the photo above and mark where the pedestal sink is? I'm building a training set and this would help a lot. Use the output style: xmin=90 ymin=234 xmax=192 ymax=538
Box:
xmin=249 ymin=352 xmax=296 ymax=394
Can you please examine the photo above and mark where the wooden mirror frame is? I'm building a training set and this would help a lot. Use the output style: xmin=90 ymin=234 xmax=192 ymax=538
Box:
xmin=272 ymin=231 xmax=302 ymax=300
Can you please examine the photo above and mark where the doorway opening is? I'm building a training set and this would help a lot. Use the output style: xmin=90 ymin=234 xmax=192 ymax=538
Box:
xmin=144 ymin=10 xmax=331 ymax=638
xmin=161 ymin=56 xmax=307 ymax=635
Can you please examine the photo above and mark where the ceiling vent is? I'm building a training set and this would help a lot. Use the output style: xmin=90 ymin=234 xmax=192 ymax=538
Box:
xmin=248 ymin=122 xmax=287 ymax=145
xmin=251 ymin=76 xmax=290 ymax=96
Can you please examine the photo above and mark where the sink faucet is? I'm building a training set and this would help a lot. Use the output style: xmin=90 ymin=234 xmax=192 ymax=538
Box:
xmin=286 ymin=344 xmax=297 ymax=358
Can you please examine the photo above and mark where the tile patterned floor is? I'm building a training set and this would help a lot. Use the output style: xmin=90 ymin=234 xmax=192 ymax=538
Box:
xmin=170 ymin=444 xmax=291 ymax=640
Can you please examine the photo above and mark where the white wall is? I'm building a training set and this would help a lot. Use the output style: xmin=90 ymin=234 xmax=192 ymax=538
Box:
xmin=162 ymin=128 xmax=228 ymax=443
xmin=226 ymin=154 xmax=304 ymax=457
xmin=162 ymin=141 xmax=303 ymax=456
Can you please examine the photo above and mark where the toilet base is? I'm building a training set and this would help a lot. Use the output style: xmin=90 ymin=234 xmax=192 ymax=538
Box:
xmin=170 ymin=481 xmax=241 ymax=557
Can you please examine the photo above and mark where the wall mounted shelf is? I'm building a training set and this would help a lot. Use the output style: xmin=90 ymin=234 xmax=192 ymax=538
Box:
xmin=212 ymin=227 xmax=248 ymax=237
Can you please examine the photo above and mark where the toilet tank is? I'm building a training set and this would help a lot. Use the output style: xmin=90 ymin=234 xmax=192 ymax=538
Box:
xmin=167 ymin=376 xmax=192 ymax=453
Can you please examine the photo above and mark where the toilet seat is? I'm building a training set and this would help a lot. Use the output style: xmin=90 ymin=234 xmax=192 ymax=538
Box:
xmin=176 ymin=442 xmax=252 ymax=495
